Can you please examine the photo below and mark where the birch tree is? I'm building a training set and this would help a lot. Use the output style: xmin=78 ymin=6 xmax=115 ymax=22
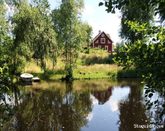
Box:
xmin=52 ymin=0 xmax=85 ymax=80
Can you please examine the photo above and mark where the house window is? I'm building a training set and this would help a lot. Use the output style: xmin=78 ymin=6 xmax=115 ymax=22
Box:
xmin=100 ymin=38 xmax=106 ymax=44
xmin=105 ymin=46 xmax=108 ymax=51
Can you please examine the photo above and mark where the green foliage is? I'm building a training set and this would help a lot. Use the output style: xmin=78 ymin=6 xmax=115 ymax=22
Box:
xmin=0 ymin=0 xmax=58 ymax=90
xmin=0 ymin=0 xmax=17 ymax=120
xmin=13 ymin=0 xmax=57 ymax=72
xmin=99 ymin=0 xmax=165 ymax=42
xmin=150 ymin=0 xmax=165 ymax=22
xmin=99 ymin=0 xmax=165 ymax=20
xmin=100 ymin=0 xmax=165 ymax=89
xmin=79 ymin=22 xmax=93 ymax=53
xmin=114 ymin=22 xmax=165 ymax=89
xmin=52 ymin=0 xmax=92 ymax=80
xmin=0 ymin=0 xmax=92 ymax=92
xmin=102 ymin=2 xmax=164 ymax=124
xmin=0 ymin=0 xmax=13 ymax=83
xmin=117 ymin=68 xmax=138 ymax=78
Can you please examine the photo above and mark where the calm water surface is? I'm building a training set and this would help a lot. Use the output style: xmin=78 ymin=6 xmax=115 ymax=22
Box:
xmin=1 ymin=79 xmax=164 ymax=131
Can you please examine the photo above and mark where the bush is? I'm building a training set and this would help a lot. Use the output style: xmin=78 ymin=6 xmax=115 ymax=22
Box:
xmin=117 ymin=68 xmax=139 ymax=78
xmin=80 ymin=48 xmax=115 ymax=65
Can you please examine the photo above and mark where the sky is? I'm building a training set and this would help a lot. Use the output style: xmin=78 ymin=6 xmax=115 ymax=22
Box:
xmin=48 ymin=0 xmax=121 ymax=44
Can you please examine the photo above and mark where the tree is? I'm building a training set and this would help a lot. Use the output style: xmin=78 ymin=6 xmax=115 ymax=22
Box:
xmin=0 ymin=0 xmax=13 ymax=84
xmin=100 ymin=0 xmax=153 ymax=42
xmin=99 ymin=0 xmax=165 ymax=23
xmin=12 ymin=0 xmax=57 ymax=72
xmin=100 ymin=0 xmax=165 ymax=90
xmin=79 ymin=22 xmax=93 ymax=53
xmin=52 ymin=0 xmax=85 ymax=80
xmin=114 ymin=22 xmax=165 ymax=88
xmin=0 ymin=2 xmax=15 ymax=125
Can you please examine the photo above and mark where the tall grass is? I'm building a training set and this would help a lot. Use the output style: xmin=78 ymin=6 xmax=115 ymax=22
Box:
xmin=74 ymin=64 xmax=121 ymax=79
xmin=79 ymin=48 xmax=114 ymax=65
xmin=24 ymin=60 xmax=42 ymax=73
xmin=24 ymin=48 xmax=137 ymax=80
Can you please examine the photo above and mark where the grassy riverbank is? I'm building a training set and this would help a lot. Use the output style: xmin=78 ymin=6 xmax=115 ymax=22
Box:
xmin=24 ymin=63 xmax=120 ymax=80
xmin=24 ymin=49 xmax=138 ymax=80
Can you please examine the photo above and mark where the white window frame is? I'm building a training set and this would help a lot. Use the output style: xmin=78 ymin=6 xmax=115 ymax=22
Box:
xmin=100 ymin=38 xmax=106 ymax=44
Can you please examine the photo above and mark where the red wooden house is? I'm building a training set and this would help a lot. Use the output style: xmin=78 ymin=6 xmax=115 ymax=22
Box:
xmin=91 ymin=31 xmax=113 ymax=53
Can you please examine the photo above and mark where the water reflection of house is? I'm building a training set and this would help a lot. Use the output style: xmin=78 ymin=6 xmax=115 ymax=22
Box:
xmin=93 ymin=87 xmax=112 ymax=105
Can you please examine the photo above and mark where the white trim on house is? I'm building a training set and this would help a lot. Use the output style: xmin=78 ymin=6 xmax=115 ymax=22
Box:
xmin=92 ymin=31 xmax=113 ymax=43
xmin=100 ymin=38 xmax=106 ymax=44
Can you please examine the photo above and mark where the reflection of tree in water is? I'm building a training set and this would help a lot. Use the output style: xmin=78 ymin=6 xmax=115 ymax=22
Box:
xmin=143 ymin=78 xmax=165 ymax=129
xmin=0 ymin=84 xmax=22 ymax=128
xmin=144 ymin=85 xmax=165 ymax=129
xmin=118 ymin=85 xmax=149 ymax=131
xmin=92 ymin=87 xmax=112 ymax=105
xmin=2 ymin=82 xmax=92 ymax=131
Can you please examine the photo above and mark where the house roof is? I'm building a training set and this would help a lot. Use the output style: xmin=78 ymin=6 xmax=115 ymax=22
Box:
xmin=92 ymin=31 xmax=113 ymax=43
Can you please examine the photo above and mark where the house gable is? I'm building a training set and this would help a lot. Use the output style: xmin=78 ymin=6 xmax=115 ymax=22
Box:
xmin=93 ymin=32 xmax=113 ymax=44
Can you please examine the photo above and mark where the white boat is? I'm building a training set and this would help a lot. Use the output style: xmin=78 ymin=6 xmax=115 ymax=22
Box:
xmin=32 ymin=77 xmax=40 ymax=82
xmin=20 ymin=73 xmax=33 ymax=82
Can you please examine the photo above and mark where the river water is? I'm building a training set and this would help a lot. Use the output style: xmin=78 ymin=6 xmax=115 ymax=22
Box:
xmin=1 ymin=79 xmax=164 ymax=131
